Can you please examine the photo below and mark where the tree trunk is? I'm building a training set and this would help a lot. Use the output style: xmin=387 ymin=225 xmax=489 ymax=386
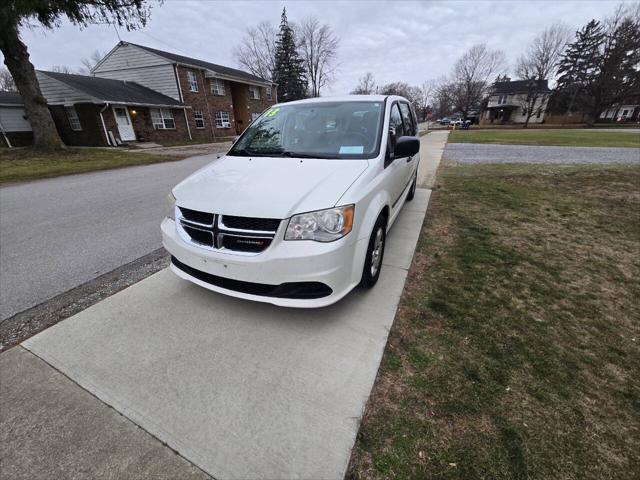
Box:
xmin=0 ymin=20 xmax=65 ymax=150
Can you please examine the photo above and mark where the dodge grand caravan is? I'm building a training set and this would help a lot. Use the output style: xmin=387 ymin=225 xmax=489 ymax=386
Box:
xmin=161 ymin=95 xmax=420 ymax=307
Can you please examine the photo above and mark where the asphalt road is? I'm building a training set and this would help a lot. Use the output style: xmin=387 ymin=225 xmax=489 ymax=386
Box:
xmin=444 ymin=143 xmax=640 ymax=164
xmin=0 ymin=155 xmax=217 ymax=320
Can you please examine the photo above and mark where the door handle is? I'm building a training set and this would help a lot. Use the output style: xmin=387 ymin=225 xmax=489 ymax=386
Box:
xmin=406 ymin=155 xmax=413 ymax=162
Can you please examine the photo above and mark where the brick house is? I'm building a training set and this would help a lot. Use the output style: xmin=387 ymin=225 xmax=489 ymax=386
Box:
xmin=92 ymin=41 xmax=276 ymax=138
xmin=36 ymin=70 xmax=190 ymax=146
xmin=480 ymin=79 xmax=551 ymax=125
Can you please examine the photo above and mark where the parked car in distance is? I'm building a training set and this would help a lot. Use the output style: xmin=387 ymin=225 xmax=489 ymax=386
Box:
xmin=438 ymin=117 xmax=450 ymax=125
xmin=161 ymin=95 xmax=421 ymax=307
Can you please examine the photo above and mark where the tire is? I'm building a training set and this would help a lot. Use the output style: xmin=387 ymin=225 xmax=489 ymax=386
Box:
xmin=406 ymin=171 xmax=417 ymax=202
xmin=360 ymin=214 xmax=387 ymax=289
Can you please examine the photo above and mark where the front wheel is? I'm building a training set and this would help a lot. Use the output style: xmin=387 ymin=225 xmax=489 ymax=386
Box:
xmin=360 ymin=215 xmax=387 ymax=289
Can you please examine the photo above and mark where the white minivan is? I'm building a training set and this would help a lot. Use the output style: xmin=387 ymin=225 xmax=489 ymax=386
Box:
xmin=161 ymin=95 xmax=420 ymax=307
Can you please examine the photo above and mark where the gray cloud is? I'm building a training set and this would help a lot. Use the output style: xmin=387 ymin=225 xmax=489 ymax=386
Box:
xmin=4 ymin=0 xmax=627 ymax=95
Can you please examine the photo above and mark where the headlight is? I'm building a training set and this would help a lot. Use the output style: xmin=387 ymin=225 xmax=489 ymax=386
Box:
xmin=166 ymin=191 xmax=176 ymax=220
xmin=285 ymin=205 xmax=354 ymax=242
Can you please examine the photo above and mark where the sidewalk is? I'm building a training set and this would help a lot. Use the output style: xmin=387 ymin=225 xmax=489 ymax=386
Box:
xmin=418 ymin=130 xmax=449 ymax=188
xmin=0 ymin=347 xmax=210 ymax=480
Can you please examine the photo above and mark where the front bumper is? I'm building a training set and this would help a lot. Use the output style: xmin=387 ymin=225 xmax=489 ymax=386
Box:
xmin=161 ymin=217 xmax=366 ymax=307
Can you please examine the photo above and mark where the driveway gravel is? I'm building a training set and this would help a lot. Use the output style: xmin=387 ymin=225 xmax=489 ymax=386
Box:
xmin=444 ymin=143 xmax=640 ymax=164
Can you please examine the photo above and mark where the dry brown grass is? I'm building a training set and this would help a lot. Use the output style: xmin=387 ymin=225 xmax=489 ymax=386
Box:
xmin=347 ymin=163 xmax=640 ymax=480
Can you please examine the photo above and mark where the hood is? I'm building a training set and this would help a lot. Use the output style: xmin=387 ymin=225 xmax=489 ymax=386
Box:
xmin=173 ymin=155 xmax=369 ymax=219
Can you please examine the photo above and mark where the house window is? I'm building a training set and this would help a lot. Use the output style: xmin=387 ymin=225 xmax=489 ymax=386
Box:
xmin=65 ymin=106 xmax=82 ymax=131
xmin=266 ymin=87 xmax=272 ymax=100
xmin=498 ymin=95 xmax=508 ymax=105
xmin=248 ymin=85 xmax=260 ymax=100
xmin=193 ymin=110 xmax=205 ymax=129
xmin=210 ymin=78 xmax=225 ymax=96
xmin=215 ymin=111 xmax=231 ymax=128
xmin=150 ymin=108 xmax=176 ymax=129
xmin=187 ymin=71 xmax=198 ymax=92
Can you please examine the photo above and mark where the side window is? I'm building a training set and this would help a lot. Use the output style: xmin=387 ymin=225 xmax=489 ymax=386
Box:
xmin=399 ymin=103 xmax=416 ymax=136
xmin=389 ymin=104 xmax=405 ymax=139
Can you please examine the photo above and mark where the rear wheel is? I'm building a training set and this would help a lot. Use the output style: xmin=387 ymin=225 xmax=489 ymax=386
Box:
xmin=406 ymin=171 xmax=417 ymax=201
xmin=360 ymin=214 xmax=387 ymax=289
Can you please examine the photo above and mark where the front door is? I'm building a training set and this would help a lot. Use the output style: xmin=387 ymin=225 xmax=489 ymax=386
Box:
xmin=113 ymin=106 xmax=135 ymax=141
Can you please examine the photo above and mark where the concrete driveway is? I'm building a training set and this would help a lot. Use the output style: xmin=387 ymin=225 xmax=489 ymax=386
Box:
xmin=5 ymin=132 xmax=448 ymax=479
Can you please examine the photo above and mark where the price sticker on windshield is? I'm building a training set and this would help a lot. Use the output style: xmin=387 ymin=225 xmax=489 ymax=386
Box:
xmin=266 ymin=107 xmax=280 ymax=118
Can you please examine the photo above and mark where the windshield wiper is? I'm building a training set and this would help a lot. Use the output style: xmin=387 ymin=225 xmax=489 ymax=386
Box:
xmin=229 ymin=148 xmax=272 ymax=157
xmin=277 ymin=151 xmax=337 ymax=159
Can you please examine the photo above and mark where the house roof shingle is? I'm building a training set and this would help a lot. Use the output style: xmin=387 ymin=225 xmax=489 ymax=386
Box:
xmin=39 ymin=71 xmax=185 ymax=107
xmin=125 ymin=42 xmax=272 ymax=85
xmin=0 ymin=91 xmax=23 ymax=106
xmin=493 ymin=79 xmax=551 ymax=95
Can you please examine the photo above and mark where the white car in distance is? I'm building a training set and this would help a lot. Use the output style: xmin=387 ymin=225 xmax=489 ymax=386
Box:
xmin=161 ymin=95 xmax=420 ymax=307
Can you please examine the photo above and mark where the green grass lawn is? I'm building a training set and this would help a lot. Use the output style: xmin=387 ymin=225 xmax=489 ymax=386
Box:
xmin=0 ymin=148 xmax=183 ymax=184
xmin=449 ymin=129 xmax=640 ymax=148
xmin=348 ymin=163 xmax=640 ymax=480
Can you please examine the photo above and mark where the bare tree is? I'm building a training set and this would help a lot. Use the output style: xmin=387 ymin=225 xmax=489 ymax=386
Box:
xmin=415 ymin=80 xmax=436 ymax=121
xmin=516 ymin=23 xmax=571 ymax=82
xmin=433 ymin=77 xmax=455 ymax=118
xmin=351 ymin=72 xmax=376 ymax=94
xmin=298 ymin=15 xmax=339 ymax=97
xmin=50 ymin=65 xmax=75 ymax=74
xmin=233 ymin=21 xmax=277 ymax=81
xmin=0 ymin=67 xmax=17 ymax=91
xmin=515 ymin=23 xmax=571 ymax=127
xmin=450 ymin=44 xmax=506 ymax=119
xmin=80 ymin=49 xmax=106 ymax=75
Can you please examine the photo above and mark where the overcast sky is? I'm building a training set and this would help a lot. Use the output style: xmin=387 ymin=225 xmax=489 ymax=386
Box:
xmin=4 ymin=0 xmax=629 ymax=95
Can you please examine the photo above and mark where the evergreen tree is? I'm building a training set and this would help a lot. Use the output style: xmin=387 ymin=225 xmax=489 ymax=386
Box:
xmin=553 ymin=13 xmax=640 ymax=123
xmin=273 ymin=8 xmax=307 ymax=102
xmin=553 ymin=20 xmax=604 ymax=115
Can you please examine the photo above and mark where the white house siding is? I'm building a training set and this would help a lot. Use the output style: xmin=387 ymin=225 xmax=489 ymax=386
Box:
xmin=92 ymin=44 xmax=179 ymax=100
xmin=486 ymin=93 xmax=548 ymax=124
xmin=36 ymin=72 xmax=96 ymax=104
xmin=94 ymin=64 xmax=180 ymax=100
xmin=93 ymin=43 xmax=171 ymax=72
xmin=0 ymin=106 xmax=31 ymax=132
xmin=600 ymin=105 xmax=640 ymax=121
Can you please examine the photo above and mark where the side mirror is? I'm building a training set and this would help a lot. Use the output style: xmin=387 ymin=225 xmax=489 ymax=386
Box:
xmin=394 ymin=136 xmax=420 ymax=158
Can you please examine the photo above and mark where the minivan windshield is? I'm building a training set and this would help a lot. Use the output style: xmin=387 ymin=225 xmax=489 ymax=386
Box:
xmin=229 ymin=101 xmax=384 ymax=159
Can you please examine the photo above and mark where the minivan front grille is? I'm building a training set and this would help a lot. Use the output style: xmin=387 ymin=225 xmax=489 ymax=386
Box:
xmin=179 ymin=207 xmax=214 ymax=226
xmin=220 ymin=215 xmax=280 ymax=232
xmin=177 ymin=207 xmax=280 ymax=254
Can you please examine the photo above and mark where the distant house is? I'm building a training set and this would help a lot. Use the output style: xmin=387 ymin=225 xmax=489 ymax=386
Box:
xmin=0 ymin=91 xmax=32 ymax=147
xmin=599 ymin=95 xmax=640 ymax=123
xmin=480 ymin=79 xmax=551 ymax=125
xmin=92 ymin=41 xmax=276 ymax=136
xmin=36 ymin=70 xmax=188 ymax=146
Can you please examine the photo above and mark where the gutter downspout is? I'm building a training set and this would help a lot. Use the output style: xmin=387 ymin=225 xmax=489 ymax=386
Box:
xmin=0 ymin=120 xmax=12 ymax=148
xmin=99 ymin=103 xmax=111 ymax=146
xmin=184 ymin=107 xmax=192 ymax=140
xmin=174 ymin=65 xmax=191 ymax=141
